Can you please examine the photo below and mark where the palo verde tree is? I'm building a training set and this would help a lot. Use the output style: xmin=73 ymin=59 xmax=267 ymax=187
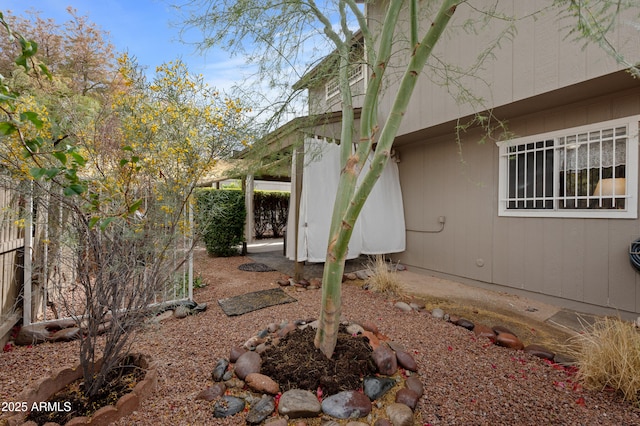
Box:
xmin=0 ymin=11 xmax=250 ymax=397
xmin=182 ymin=0 xmax=640 ymax=359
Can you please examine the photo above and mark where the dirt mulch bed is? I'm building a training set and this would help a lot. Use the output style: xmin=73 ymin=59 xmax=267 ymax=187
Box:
xmin=0 ymin=246 xmax=639 ymax=425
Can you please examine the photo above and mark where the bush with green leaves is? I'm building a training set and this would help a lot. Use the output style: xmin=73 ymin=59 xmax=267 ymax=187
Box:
xmin=195 ymin=188 xmax=246 ymax=256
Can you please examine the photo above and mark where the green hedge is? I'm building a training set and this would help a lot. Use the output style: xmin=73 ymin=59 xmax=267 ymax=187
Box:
xmin=195 ymin=188 xmax=246 ymax=256
xmin=254 ymin=190 xmax=290 ymax=239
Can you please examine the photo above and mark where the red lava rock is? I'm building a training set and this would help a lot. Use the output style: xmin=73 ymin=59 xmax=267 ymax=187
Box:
xmin=473 ymin=323 xmax=497 ymax=342
xmin=524 ymin=344 xmax=555 ymax=360
xmin=395 ymin=387 xmax=420 ymax=411
xmin=395 ymin=350 xmax=418 ymax=372
xmin=495 ymin=332 xmax=524 ymax=350
xmin=372 ymin=345 xmax=398 ymax=376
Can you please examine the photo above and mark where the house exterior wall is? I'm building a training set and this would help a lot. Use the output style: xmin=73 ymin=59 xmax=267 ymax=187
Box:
xmin=369 ymin=0 xmax=639 ymax=138
xmin=308 ymin=73 xmax=366 ymax=116
xmin=295 ymin=0 xmax=640 ymax=316
xmin=395 ymin=86 xmax=640 ymax=318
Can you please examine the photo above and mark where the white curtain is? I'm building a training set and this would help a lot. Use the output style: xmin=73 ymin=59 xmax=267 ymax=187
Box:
xmin=286 ymin=136 xmax=405 ymax=262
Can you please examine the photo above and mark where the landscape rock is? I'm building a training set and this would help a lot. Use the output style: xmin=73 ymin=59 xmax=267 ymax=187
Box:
xmin=395 ymin=388 xmax=419 ymax=411
xmin=278 ymin=389 xmax=322 ymax=418
xmin=524 ymin=344 xmax=555 ymax=360
xmin=224 ymin=377 xmax=245 ymax=389
xmin=343 ymin=272 xmax=357 ymax=280
xmin=431 ymin=308 xmax=445 ymax=319
xmin=278 ymin=321 xmax=297 ymax=338
xmin=455 ymin=318 xmax=475 ymax=331
xmin=173 ymin=305 xmax=191 ymax=318
xmin=246 ymin=394 xmax=276 ymax=424
xmin=404 ymin=376 xmax=423 ymax=397
xmin=394 ymin=302 xmax=412 ymax=313
xmin=234 ymin=351 xmax=262 ymax=379
xmin=229 ymin=346 xmax=247 ymax=363
xmin=192 ymin=303 xmax=208 ymax=313
xmin=212 ymin=358 xmax=229 ymax=381
xmin=473 ymin=323 xmax=497 ymax=342
xmin=196 ymin=383 xmax=226 ymax=401
xmin=553 ymin=353 xmax=576 ymax=367
xmin=321 ymin=390 xmax=372 ymax=419
xmin=48 ymin=327 xmax=81 ymax=342
xmin=373 ymin=420 xmax=393 ymax=426
xmin=363 ymin=376 xmax=396 ymax=400
xmin=395 ymin=350 xmax=417 ymax=372
xmin=360 ymin=321 xmax=379 ymax=334
xmin=372 ymin=345 xmax=398 ymax=376
xmin=492 ymin=325 xmax=516 ymax=336
xmin=362 ymin=331 xmax=380 ymax=350
xmin=212 ymin=395 xmax=245 ymax=418
xmin=495 ymin=333 xmax=524 ymax=350
xmin=409 ymin=300 xmax=425 ymax=310
xmin=355 ymin=270 xmax=369 ymax=280
xmin=346 ymin=323 xmax=365 ymax=335
xmin=385 ymin=402 xmax=414 ymax=426
xmin=15 ymin=323 xmax=52 ymax=346
xmin=245 ymin=373 xmax=280 ymax=394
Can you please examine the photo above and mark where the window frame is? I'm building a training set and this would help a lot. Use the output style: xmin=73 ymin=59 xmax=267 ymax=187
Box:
xmin=497 ymin=116 xmax=639 ymax=219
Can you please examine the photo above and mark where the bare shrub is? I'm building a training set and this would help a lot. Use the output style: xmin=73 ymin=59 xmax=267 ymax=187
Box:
xmin=566 ymin=316 xmax=640 ymax=406
xmin=364 ymin=254 xmax=405 ymax=297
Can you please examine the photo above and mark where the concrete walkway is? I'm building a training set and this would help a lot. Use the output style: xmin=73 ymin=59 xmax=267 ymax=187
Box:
xmin=245 ymin=239 xmax=600 ymax=346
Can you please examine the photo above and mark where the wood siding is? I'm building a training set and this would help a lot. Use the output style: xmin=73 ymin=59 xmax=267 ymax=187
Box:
xmin=395 ymin=88 xmax=640 ymax=317
xmin=369 ymin=0 xmax=639 ymax=138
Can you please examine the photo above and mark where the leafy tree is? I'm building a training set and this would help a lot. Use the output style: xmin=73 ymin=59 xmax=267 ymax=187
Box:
xmin=185 ymin=0 xmax=639 ymax=359
xmin=0 ymin=11 xmax=250 ymax=398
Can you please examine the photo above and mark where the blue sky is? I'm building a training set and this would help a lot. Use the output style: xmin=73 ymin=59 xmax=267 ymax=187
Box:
xmin=3 ymin=0 xmax=245 ymax=92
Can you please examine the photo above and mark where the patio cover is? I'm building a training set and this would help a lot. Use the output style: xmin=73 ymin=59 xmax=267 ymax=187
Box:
xmin=286 ymin=136 xmax=405 ymax=262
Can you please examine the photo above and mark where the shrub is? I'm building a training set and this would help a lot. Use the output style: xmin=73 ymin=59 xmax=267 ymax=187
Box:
xmin=365 ymin=254 xmax=405 ymax=297
xmin=195 ymin=189 xmax=246 ymax=256
xmin=567 ymin=316 xmax=640 ymax=406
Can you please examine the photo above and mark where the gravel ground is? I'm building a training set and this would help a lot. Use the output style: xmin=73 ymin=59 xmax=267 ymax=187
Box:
xmin=1 ymin=246 xmax=639 ymax=425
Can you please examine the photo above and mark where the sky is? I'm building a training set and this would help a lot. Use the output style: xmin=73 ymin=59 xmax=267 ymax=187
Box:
xmin=3 ymin=0 xmax=246 ymax=93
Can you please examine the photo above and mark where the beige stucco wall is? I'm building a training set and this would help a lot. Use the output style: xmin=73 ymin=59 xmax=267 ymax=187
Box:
xmin=395 ymin=85 xmax=640 ymax=318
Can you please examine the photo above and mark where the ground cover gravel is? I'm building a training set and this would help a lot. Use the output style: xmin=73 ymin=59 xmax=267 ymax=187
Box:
xmin=1 ymin=246 xmax=639 ymax=425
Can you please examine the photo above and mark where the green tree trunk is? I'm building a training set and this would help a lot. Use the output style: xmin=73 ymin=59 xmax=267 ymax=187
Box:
xmin=314 ymin=0 xmax=460 ymax=359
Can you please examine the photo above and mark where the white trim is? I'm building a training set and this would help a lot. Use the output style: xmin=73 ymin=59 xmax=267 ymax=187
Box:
xmin=497 ymin=115 xmax=639 ymax=219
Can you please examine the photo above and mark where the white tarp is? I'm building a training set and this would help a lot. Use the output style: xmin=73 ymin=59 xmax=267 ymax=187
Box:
xmin=286 ymin=136 xmax=406 ymax=262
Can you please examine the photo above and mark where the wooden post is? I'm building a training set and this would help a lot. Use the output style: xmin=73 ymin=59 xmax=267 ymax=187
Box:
xmin=244 ymin=174 xmax=254 ymax=246
xmin=294 ymin=141 xmax=305 ymax=281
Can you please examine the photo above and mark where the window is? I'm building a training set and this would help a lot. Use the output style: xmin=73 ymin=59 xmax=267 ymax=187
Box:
xmin=325 ymin=63 xmax=364 ymax=100
xmin=498 ymin=116 xmax=639 ymax=218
